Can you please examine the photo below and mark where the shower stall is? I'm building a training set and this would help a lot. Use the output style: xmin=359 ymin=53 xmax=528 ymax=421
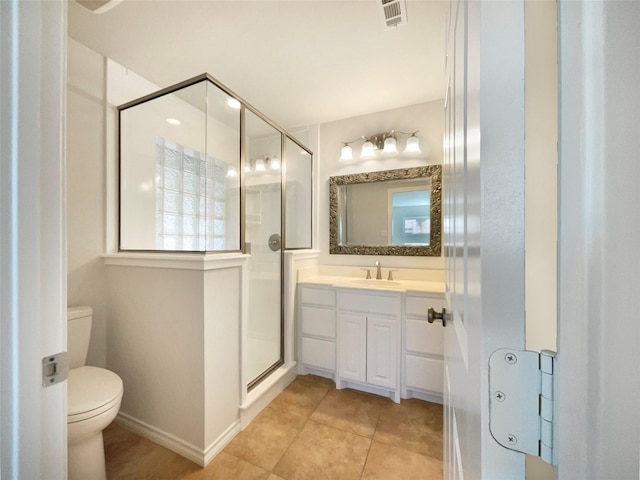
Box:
xmin=118 ymin=73 xmax=312 ymax=390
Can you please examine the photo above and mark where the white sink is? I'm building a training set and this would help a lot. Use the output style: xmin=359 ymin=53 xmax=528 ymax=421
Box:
xmin=348 ymin=279 xmax=403 ymax=287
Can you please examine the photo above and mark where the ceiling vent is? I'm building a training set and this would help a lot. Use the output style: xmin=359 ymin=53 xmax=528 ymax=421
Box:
xmin=378 ymin=0 xmax=408 ymax=30
xmin=73 ymin=0 xmax=124 ymax=14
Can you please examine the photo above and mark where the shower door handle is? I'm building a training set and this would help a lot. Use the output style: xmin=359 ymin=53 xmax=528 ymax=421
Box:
xmin=268 ymin=234 xmax=281 ymax=252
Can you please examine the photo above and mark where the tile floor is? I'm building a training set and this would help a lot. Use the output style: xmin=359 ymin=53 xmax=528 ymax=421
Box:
xmin=104 ymin=374 xmax=443 ymax=479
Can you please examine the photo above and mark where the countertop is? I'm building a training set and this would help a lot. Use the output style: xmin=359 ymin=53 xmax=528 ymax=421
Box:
xmin=298 ymin=275 xmax=445 ymax=294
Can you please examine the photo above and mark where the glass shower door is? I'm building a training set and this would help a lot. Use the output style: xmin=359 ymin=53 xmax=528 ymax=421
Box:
xmin=244 ymin=110 xmax=283 ymax=388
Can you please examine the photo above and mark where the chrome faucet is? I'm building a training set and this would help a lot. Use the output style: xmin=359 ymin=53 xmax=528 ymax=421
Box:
xmin=375 ymin=261 xmax=382 ymax=280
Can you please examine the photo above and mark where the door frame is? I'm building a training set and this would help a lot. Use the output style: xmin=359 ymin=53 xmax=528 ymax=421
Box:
xmin=557 ymin=1 xmax=640 ymax=477
xmin=0 ymin=1 xmax=68 ymax=477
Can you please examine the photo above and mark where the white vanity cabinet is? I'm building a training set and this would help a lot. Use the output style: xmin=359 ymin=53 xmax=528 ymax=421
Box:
xmin=297 ymin=280 xmax=445 ymax=404
xmin=336 ymin=290 xmax=402 ymax=403
xmin=402 ymin=293 xmax=446 ymax=403
xmin=297 ymin=285 xmax=337 ymax=376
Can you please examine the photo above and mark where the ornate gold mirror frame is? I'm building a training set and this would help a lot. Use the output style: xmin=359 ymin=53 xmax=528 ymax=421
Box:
xmin=329 ymin=165 xmax=441 ymax=256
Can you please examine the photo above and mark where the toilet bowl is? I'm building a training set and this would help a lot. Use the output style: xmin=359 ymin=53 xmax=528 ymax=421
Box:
xmin=67 ymin=306 xmax=124 ymax=480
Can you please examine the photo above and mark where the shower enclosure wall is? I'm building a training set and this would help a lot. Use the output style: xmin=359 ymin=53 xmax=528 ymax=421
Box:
xmin=118 ymin=74 xmax=312 ymax=389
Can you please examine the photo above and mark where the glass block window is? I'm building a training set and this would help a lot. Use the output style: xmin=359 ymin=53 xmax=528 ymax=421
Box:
xmin=155 ymin=137 xmax=228 ymax=250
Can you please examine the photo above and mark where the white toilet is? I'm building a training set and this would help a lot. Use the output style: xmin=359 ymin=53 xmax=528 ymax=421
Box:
xmin=67 ymin=306 xmax=123 ymax=480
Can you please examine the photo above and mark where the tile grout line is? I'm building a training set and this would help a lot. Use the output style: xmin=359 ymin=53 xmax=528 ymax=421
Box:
xmin=267 ymin=378 xmax=332 ymax=479
xmin=358 ymin=411 xmax=381 ymax=480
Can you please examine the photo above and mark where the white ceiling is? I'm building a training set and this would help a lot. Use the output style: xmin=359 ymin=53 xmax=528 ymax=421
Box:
xmin=68 ymin=0 xmax=447 ymax=129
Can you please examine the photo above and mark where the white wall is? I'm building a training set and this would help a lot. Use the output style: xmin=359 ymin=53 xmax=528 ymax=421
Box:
xmin=67 ymin=39 xmax=109 ymax=367
xmin=524 ymin=0 xmax=557 ymax=354
xmin=204 ymin=267 xmax=241 ymax=447
xmin=524 ymin=2 xmax=557 ymax=477
xmin=106 ymin=266 xmax=206 ymax=448
xmin=317 ymin=101 xmax=445 ymax=270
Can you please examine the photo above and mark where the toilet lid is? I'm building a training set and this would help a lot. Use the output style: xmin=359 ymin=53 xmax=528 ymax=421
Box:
xmin=68 ymin=366 xmax=123 ymax=418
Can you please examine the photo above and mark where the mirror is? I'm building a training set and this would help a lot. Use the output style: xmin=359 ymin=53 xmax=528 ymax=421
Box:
xmin=329 ymin=165 xmax=441 ymax=256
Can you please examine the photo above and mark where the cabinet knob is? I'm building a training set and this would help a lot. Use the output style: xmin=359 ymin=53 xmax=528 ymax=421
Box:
xmin=427 ymin=307 xmax=447 ymax=327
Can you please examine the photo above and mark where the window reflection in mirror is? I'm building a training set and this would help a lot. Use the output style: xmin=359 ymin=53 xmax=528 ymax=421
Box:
xmin=390 ymin=184 xmax=430 ymax=246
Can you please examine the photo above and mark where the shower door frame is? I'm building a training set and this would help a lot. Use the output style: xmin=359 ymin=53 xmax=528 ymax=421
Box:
xmin=243 ymin=112 xmax=314 ymax=391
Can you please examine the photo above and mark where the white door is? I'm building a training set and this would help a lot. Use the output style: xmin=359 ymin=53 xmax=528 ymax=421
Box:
xmin=445 ymin=1 xmax=640 ymax=479
xmin=443 ymin=0 xmax=527 ymax=478
xmin=0 ymin=1 xmax=67 ymax=478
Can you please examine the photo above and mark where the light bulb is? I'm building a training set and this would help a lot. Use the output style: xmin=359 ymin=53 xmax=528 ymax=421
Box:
xmin=360 ymin=140 xmax=376 ymax=159
xmin=383 ymin=136 xmax=398 ymax=154
xmin=166 ymin=118 xmax=181 ymax=126
xmin=269 ymin=157 xmax=281 ymax=170
xmin=226 ymin=167 xmax=238 ymax=177
xmin=404 ymin=135 xmax=421 ymax=154
xmin=255 ymin=158 xmax=266 ymax=171
xmin=340 ymin=144 xmax=353 ymax=161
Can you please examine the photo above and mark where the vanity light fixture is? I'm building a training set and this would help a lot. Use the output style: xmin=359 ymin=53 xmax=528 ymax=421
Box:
xmin=360 ymin=139 xmax=376 ymax=159
xmin=268 ymin=156 xmax=281 ymax=170
xmin=254 ymin=158 xmax=266 ymax=171
xmin=245 ymin=154 xmax=281 ymax=174
xmin=404 ymin=133 xmax=421 ymax=153
xmin=339 ymin=143 xmax=354 ymax=161
xmin=383 ymin=136 xmax=398 ymax=154
xmin=339 ymin=130 xmax=422 ymax=161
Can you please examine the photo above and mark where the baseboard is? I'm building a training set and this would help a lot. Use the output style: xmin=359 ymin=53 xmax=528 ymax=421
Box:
xmin=240 ymin=362 xmax=297 ymax=427
xmin=115 ymin=412 xmax=241 ymax=467
xmin=202 ymin=421 xmax=242 ymax=466
xmin=402 ymin=388 xmax=444 ymax=405
xmin=337 ymin=379 xmax=399 ymax=403
xmin=116 ymin=365 xmax=297 ymax=467
xmin=297 ymin=365 xmax=335 ymax=383
xmin=115 ymin=412 xmax=206 ymax=466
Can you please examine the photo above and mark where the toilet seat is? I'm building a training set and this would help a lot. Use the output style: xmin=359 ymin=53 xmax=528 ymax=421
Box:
xmin=68 ymin=366 xmax=123 ymax=424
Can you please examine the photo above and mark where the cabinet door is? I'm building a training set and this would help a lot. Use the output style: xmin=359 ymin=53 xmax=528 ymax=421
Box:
xmin=366 ymin=316 xmax=398 ymax=389
xmin=337 ymin=313 xmax=367 ymax=383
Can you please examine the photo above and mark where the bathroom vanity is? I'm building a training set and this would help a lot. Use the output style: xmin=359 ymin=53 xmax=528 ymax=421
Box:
xmin=297 ymin=273 xmax=445 ymax=404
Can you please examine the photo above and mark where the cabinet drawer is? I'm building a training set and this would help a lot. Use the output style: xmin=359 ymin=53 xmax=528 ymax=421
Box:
xmin=302 ymin=337 xmax=335 ymax=371
xmin=300 ymin=286 xmax=336 ymax=307
xmin=405 ymin=355 xmax=443 ymax=393
xmin=405 ymin=318 xmax=444 ymax=356
xmin=405 ymin=295 xmax=446 ymax=318
xmin=337 ymin=291 xmax=401 ymax=316
xmin=302 ymin=306 xmax=336 ymax=339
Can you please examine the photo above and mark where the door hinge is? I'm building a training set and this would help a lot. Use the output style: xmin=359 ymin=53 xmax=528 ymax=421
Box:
xmin=42 ymin=352 xmax=68 ymax=387
xmin=488 ymin=348 xmax=557 ymax=466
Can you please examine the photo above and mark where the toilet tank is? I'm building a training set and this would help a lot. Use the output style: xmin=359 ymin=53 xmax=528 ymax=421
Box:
xmin=67 ymin=306 xmax=93 ymax=369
